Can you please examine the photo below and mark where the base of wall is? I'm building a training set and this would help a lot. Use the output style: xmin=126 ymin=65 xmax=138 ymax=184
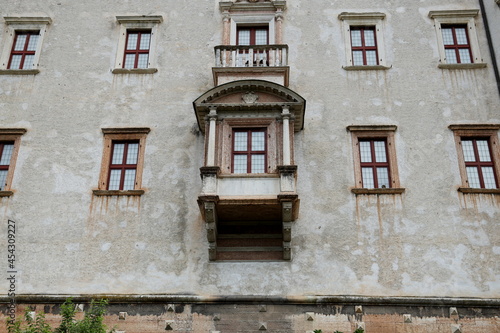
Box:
xmin=1 ymin=294 xmax=498 ymax=333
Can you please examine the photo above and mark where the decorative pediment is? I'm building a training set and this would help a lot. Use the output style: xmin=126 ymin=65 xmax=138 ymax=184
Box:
xmin=193 ymin=80 xmax=305 ymax=133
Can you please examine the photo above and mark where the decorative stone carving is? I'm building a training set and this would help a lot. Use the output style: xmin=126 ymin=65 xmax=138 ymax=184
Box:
xmin=242 ymin=91 xmax=259 ymax=103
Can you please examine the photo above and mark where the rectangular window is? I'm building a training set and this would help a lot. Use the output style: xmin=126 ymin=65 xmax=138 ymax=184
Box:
xmin=359 ymin=139 xmax=390 ymax=188
xmin=232 ymin=129 xmax=267 ymax=174
xmin=237 ymin=26 xmax=269 ymax=46
xmin=123 ymin=30 xmax=151 ymax=69
xmin=0 ymin=142 xmax=15 ymax=190
xmin=461 ymin=138 xmax=497 ymax=188
xmin=347 ymin=125 xmax=403 ymax=194
xmin=441 ymin=25 xmax=472 ymax=64
xmin=350 ymin=27 xmax=378 ymax=66
xmin=95 ymin=128 xmax=150 ymax=196
xmin=108 ymin=141 xmax=140 ymax=190
xmin=449 ymin=125 xmax=500 ymax=193
xmin=8 ymin=31 xmax=40 ymax=69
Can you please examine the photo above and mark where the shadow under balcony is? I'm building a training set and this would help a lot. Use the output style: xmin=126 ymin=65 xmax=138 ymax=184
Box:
xmin=212 ymin=44 xmax=290 ymax=87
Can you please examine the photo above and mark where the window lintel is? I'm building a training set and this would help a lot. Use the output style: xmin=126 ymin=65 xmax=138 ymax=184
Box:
xmin=220 ymin=1 xmax=286 ymax=13
xmin=116 ymin=16 xmax=163 ymax=25
xmin=347 ymin=125 xmax=397 ymax=132
xmin=0 ymin=128 xmax=27 ymax=135
xmin=448 ymin=124 xmax=500 ymax=131
xmin=102 ymin=127 xmax=151 ymax=135
xmin=4 ymin=17 xmax=52 ymax=25
xmin=338 ymin=12 xmax=386 ymax=21
xmin=428 ymin=10 xmax=479 ymax=19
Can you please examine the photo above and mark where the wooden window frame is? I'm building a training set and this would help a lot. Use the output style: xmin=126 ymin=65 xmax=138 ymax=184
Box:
xmin=441 ymin=24 xmax=473 ymax=64
xmin=0 ymin=17 xmax=51 ymax=75
xmin=231 ymin=128 xmax=268 ymax=174
xmin=122 ymin=30 xmax=151 ymax=69
xmin=449 ymin=124 xmax=500 ymax=194
xmin=8 ymin=31 xmax=39 ymax=69
xmin=350 ymin=26 xmax=379 ymax=66
xmin=339 ymin=12 xmax=389 ymax=70
xmin=94 ymin=128 xmax=150 ymax=196
xmin=236 ymin=26 xmax=269 ymax=46
xmin=112 ymin=16 xmax=162 ymax=74
xmin=347 ymin=125 xmax=404 ymax=194
xmin=0 ymin=129 xmax=26 ymax=196
xmin=107 ymin=140 xmax=140 ymax=190
xmin=358 ymin=138 xmax=391 ymax=188
xmin=429 ymin=10 xmax=486 ymax=69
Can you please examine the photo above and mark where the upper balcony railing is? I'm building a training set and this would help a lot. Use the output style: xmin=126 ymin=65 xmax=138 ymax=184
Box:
xmin=214 ymin=44 xmax=288 ymax=67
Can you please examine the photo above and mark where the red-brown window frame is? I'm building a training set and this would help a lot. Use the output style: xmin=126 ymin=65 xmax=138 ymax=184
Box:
xmin=0 ymin=142 xmax=14 ymax=190
xmin=358 ymin=138 xmax=391 ymax=188
xmin=122 ymin=30 xmax=151 ymax=69
xmin=108 ymin=140 xmax=140 ymax=190
xmin=441 ymin=24 xmax=473 ymax=64
xmin=350 ymin=26 xmax=378 ymax=66
xmin=461 ymin=137 xmax=498 ymax=189
xmin=8 ymin=31 xmax=39 ymax=70
xmin=236 ymin=26 xmax=269 ymax=46
xmin=231 ymin=128 xmax=267 ymax=174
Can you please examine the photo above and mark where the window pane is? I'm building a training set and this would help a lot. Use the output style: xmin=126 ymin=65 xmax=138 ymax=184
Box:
xmin=139 ymin=33 xmax=151 ymax=50
xmin=126 ymin=33 xmax=138 ymax=50
xmin=108 ymin=169 xmax=122 ymax=190
xmin=364 ymin=29 xmax=375 ymax=47
xmin=27 ymin=34 xmax=39 ymax=51
xmin=359 ymin=141 xmax=372 ymax=163
xmin=482 ymin=167 xmax=497 ymax=189
xmin=458 ymin=49 xmax=471 ymax=64
xmin=126 ymin=143 xmax=139 ymax=164
xmin=461 ymin=140 xmax=475 ymax=162
xmin=352 ymin=51 xmax=364 ymax=66
xmin=251 ymin=132 xmax=265 ymax=151
xmin=442 ymin=28 xmax=454 ymax=45
xmin=238 ymin=30 xmax=250 ymax=46
xmin=445 ymin=49 xmax=457 ymax=64
xmin=124 ymin=54 xmax=136 ymax=69
xmin=233 ymin=155 xmax=247 ymax=173
xmin=377 ymin=167 xmax=390 ymax=188
xmin=0 ymin=170 xmax=7 ymax=191
xmin=455 ymin=28 xmax=468 ymax=45
xmin=111 ymin=143 xmax=125 ymax=165
xmin=137 ymin=54 xmax=149 ymax=68
xmin=14 ymin=35 xmax=27 ymax=51
xmin=9 ymin=55 xmax=22 ymax=69
xmin=123 ymin=169 xmax=136 ymax=190
xmin=234 ymin=132 xmax=248 ymax=151
xmin=366 ymin=50 xmax=377 ymax=65
xmin=255 ymin=29 xmax=267 ymax=45
xmin=362 ymin=167 xmax=375 ymax=188
xmin=22 ymin=55 xmax=34 ymax=69
xmin=351 ymin=30 xmax=362 ymax=47
xmin=0 ymin=144 xmax=14 ymax=165
xmin=466 ymin=167 xmax=480 ymax=188
xmin=374 ymin=141 xmax=387 ymax=162
xmin=251 ymin=155 xmax=265 ymax=173
xmin=476 ymin=140 xmax=491 ymax=162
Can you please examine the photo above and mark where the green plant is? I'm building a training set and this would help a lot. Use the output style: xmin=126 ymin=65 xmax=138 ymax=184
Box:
xmin=334 ymin=331 xmax=344 ymax=333
xmin=353 ymin=328 xmax=364 ymax=333
xmin=6 ymin=298 xmax=114 ymax=333
xmin=313 ymin=330 xmax=322 ymax=333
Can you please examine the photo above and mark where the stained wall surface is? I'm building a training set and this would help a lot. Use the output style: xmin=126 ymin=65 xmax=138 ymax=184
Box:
xmin=0 ymin=0 xmax=498 ymax=318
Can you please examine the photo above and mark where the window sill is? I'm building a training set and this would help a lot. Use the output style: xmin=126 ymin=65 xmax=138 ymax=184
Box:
xmin=112 ymin=68 xmax=158 ymax=74
xmin=0 ymin=69 xmax=40 ymax=75
xmin=351 ymin=188 xmax=405 ymax=195
xmin=458 ymin=187 xmax=500 ymax=194
xmin=219 ymin=173 xmax=279 ymax=179
xmin=0 ymin=191 xmax=14 ymax=197
xmin=438 ymin=63 xmax=487 ymax=69
xmin=343 ymin=65 xmax=391 ymax=71
xmin=92 ymin=189 xmax=145 ymax=196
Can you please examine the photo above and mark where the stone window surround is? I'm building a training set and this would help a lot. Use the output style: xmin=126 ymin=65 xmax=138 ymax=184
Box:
xmin=449 ymin=124 xmax=500 ymax=194
xmin=339 ymin=12 xmax=390 ymax=71
xmin=0 ymin=128 xmax=26 ymax=197
xmin=112 ymin=16 xmax=163 ymax=74
xmin=428 ymin=9 xmax=487 ymax=69
xmin=0 ymin=17 xmax=52 ymax=75
xmin=93 ymin=127 xmax=150 ymax=196
xmin=347 ymin=125 xmax=404 ymax=195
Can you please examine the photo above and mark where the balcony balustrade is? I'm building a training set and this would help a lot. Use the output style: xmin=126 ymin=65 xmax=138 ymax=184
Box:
xmin=214 ymin=44 xmax=288 ymax=67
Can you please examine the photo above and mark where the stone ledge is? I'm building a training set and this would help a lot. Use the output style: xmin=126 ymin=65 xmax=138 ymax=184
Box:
xmin=112 ymin=68 xmax=158 ymax=74
xmin=0 ymin=191 xmax=14 ymax=197
xmin=92 ymin=190 xmax=145 ymax=196
xmin=458 ymin=187 xmax=500 ymax=194
xmin=342 ymin=65 xmax=391 ymax=71
xmin=351 ymin=188 xmax=405 ymax=195
xmin=438 ymin=63 xmax=487 ymax=69
xmin=0 ymin=69 xmax=40 ymax=75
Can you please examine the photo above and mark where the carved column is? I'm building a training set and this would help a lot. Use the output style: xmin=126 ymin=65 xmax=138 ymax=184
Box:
xmin=222 ymin=11 xmax=231 ymax=45
xmin=275 ymin=9 xmax=284 ymax=44
xmin=282 ymin=106 xmax=291 ymax=165
xmin=206 ymin=107 xmax=217 ymax=166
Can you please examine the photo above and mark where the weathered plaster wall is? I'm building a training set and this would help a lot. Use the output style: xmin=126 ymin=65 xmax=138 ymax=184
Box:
xmin=0 ymin=0 xmax=498 ymax=303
